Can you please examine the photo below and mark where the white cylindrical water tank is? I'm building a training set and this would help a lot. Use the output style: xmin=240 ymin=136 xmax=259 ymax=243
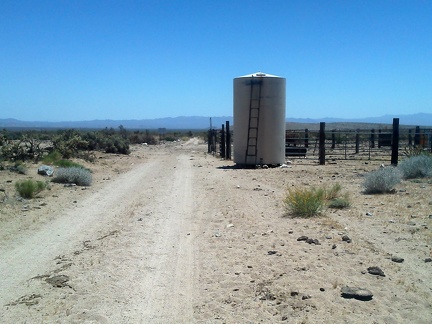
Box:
xmin=233 ymin=72 xmax=286 ymax=166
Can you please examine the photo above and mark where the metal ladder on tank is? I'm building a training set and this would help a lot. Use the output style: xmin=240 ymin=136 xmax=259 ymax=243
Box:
xmin=245 ymin=78 xmax=262 ymax=165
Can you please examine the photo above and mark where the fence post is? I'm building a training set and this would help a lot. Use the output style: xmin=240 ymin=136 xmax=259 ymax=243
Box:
xmin=305 ymin=128 xmax=309 ymax=148
xmin=370 ymin=129 xmax=375 ymax=148
xmin=319 ymin=122 xmax=325 ymax=165
xmin=391 ymin=118 xmax=399 ymax=166
xmin=408 ymin=129 xmax=412 ymax=146
xmin=414 ymin=126 xmax=420 ymax=147
xmin=355 ymin=129 xmax=360 ymax=154
xmin=331 ymin=129 xmax=336 ymax=149
xmin=207 ymin=129 xmax=212 ymax=153
xmin=220 ymin=124 xmax=225 ymax=159
xmin=225 ymin=121 xmax=231 ymax=160
xmin=378 ymin=129 xmax=382 ymax=148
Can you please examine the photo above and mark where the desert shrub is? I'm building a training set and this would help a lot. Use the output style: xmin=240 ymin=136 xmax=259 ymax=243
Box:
xmin=284 ymin=183 xmax=351 ymax=216
xmin=42 ymin=150 xmax=62 ymax=164
xmin=102 ymin=136 xmax=130 ymax=154
xmin=10 ymin=161 xmax=27 ymax=174
xmin=398 ymin=155 xmax=432 ymax=179
xmin=402 ymin=146 xmax=429 ymax=158
xmin=54 ymin=159 xmax=86 ymax=169
xmin=81 ymin=130 xmax=130 ymax=154
xmin=323 ymin=183 xmax=342 ymax=200
xmin=15 ymin=179 xmax=47 ymax=199
xmin=284 ymin=187 xmax=325 ymax=217
xmin=52 ymin=130 xmax=89 ymax=159
xmin=328 ymin=196 xmax=351 ymax=209
xmin=363 ymin=166 xmax=402 ymax=194
xmin=52 ymin=167 xmax=92 ymax=186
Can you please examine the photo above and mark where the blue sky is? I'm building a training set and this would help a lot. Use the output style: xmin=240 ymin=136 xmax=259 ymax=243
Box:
xmin=1 ymin=0 xmax=431 ymax=122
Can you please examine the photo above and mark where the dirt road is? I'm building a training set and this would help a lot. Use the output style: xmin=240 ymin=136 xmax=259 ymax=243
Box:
xmin=1 ymin=142 xmax=205 ymax=323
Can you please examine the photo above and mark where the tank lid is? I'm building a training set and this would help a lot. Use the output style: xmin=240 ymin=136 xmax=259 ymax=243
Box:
xmin=236 ymin=71 xmax=281 ymax=78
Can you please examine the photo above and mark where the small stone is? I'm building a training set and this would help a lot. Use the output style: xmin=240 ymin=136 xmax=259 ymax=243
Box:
xmin=46 ymin=275 xmax=70 ymax=288
xmin=297 ymin=236 xmax=308 ymax=241
xmin=302 ymin=295 xmax=311 ymax=300
xmin=391 ymin=256 xmax=404 ymax=263
xmin=306 ymin=238 xmax=321 ymax=245
xmin=366 ymin=212 xmax=373 ymax=216
xmin=268 ymin=250 xmax=277 ymax=255
xmin=341 ymin=286 xmax=373 ymax=301
xmin=367 ymin=266 xmax=385 ymax=277
xmin=320 ymin=288 xmax=325 ymax=292
xmin=332 ymin=244 xmax=337 ymax=249
xmin=424 ymin=258 xmax=432 ymax=263
xmin=342 ymin=235 xmax=352 ymax=243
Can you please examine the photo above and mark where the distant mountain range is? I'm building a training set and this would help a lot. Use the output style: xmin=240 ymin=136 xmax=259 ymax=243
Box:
xmin=0 ymin=113 xmax=431 ymax=130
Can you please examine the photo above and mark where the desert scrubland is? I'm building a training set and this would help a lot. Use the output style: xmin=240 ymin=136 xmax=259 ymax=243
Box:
xmin=1 ymin=139 xmax=431 ymax=323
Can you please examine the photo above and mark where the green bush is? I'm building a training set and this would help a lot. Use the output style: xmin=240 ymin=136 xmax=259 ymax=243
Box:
xmin=15 ymin=179 xmax=47 ymax=199
xmin=284 ymin=187 xmax=325 ymax=217
xmin=363 ymin=166 xmax=402 ymax=194
xmin=398 ymin=155 xmax=432 ymax=179
xmin=328 ymin=197 xmax=351 ymax=209
xmin=52 ymin=167 xmax=92 ymax=186
xmin=11 ymin=161 xmax=27 ymax=174
xmin=323 ymin=183 xmax=342 ymax=200
xmin=42 ymin=150 xmax=62 ymax=164
xmin=54 ymin=159 xmax=86 ymax=169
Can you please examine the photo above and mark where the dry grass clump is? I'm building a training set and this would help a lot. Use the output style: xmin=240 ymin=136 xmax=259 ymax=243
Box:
xmin=15 ymin=179 xmax=47 ymax=199
xmin=284 ymin=183 xmax=350 ymax=217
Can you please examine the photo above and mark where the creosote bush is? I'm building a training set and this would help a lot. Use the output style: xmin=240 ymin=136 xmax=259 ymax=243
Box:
xmin=52 ymin=167 xmax=92 ymax=186
xmin=42 ymin=150 xmax=62 ymax=164
xmin=54 ymin=159 xmax=86 ymax=169
xmin=15 ymin=179 xmax=47 ymax=199
xmin=363 ymin=166 xmax=402 ymax=194
xmin=398 ymin=155 xmax=432 ymax=179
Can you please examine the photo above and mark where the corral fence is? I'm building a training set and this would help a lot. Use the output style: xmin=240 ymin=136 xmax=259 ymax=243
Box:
xmin=208 ymin=120 xmax=232 ymax=159
xmin=286 ymin=118 xmax=432 ymax=165
xmin=207 ymin=118 xmax=431 ymax=165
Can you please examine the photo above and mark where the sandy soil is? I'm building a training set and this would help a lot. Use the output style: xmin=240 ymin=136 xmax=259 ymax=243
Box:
xmin=0 ymin=139 xmax=431 ymax=323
